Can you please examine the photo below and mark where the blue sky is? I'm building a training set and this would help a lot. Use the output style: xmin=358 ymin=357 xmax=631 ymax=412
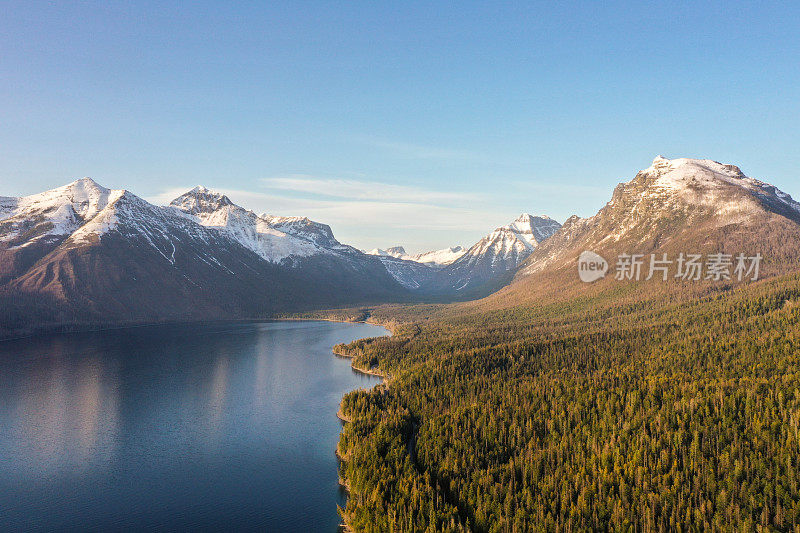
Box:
xmin=1 ymin=1 xmax=798 ymax=252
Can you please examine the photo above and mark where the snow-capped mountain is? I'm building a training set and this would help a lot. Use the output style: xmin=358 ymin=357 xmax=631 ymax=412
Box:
xmin=4 ymin=179 xmax=563 ymax=332
xmin=170 ymin=186 xmax=320 ymax=262
xmin=170 ymin=187 xmax=372 ymax=266
xmin=367 ymin=245 xmax=466 ymax=268
xmin=0 ymin=178 xmax=124 ymax=249
xmin=642 ymin=156 xmax=800 ymax=221
xmin=504 ymin=214 xmax=563 ymax=246
xmin=435 ymin=214 xmax=561 ymax=294
xmin=519 ymin=155 xmax=800 ymax=280
xmin=410 ymin=246 xmax=465 ymax=267
xmin=261 ymin=214 xmax=349 ymax=251
xmin=367 ymin=246 xmax=410 ymax=259
xmin=363 ymin=215 xmax=561 ymax=295
xmin=0 ymin=179 xmax=409 ymax=337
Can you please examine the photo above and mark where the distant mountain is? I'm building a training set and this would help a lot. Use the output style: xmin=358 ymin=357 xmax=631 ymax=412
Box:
xmin=170 ymin=186 xmax=321 ymax=262
xmin=409 ymin=246 xmax=465 ymax=267
xmin=434 ymin=214 xmax=561 ymax=295
xmin=0 ymin=179 xmax=409 ymax=337
xmin=367 ymin=246 xmax=410 ymax=259
xmin=365 ymin=215 xmax=561 ymax=296
xmin=366 ymin=245 xmax=466 ymax=267
xmin=366 ymin=214 xmax=561 ymax=296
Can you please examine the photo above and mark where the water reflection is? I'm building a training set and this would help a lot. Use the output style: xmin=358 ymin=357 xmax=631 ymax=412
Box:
xmin=253 ymin=344 xmax=272 ymax=409
xmin=206 ymin=354 xmax=230 ymax=445
xmin=8 ymin=350 xmax=120 ymax=479
xmin=0 ymin=321 xmax=385 ymax=531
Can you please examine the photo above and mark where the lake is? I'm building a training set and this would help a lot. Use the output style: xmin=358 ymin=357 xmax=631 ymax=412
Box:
xmin=0 ymin=320 xmax=386 ymax=531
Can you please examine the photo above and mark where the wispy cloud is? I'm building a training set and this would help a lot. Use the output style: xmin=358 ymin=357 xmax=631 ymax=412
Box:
xmin=260 ymin=175 xmax=477 ymax=203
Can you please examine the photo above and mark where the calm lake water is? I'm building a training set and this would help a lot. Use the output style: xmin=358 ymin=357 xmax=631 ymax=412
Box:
xmin=0 ymin=320 xmax=386 ymax=532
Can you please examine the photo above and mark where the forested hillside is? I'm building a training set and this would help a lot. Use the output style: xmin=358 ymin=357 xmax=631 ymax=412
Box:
xmin=334 ymin=273 xmax=800 ymax=531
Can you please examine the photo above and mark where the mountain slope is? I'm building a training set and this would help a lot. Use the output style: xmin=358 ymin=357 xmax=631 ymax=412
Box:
xmin=370 ymin=255 xmax=438 ymax=290
xmin=495 ymin=156 xmax=800 ymax=306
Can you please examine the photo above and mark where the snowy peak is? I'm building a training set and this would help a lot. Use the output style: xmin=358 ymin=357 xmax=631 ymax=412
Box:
xmin=366 ymin=245 xmax=466 ymax=267
xmin=385 ymin=245 xmax=407 ymax=256
xmin=522 ymin=155 xmax=800 ymax=278
xmin=469 ymin=213 xmax=561 ymax=257
xmin=170 ymin=186 xmax=234 ymax=216
xmin=367 ymin=246 xmax=408 ymax=259
xmin=641 ymin=156 xmax=796 ymax=205
xmin=467 ymin=213 xmax=561 ymax=259
xmin=438 ymin=214 xmax=561 ymax=293
xmin=611 ymin=155 xmax=800 ymax=224
xmin=643 ymin=156 xmax=747 ymax=185
xmin=31 ymin=177 xmax=118 ymax=220
xmin=169 ymin=188 xmax=353 ymax=260
xmin=170 ymin=187 xmax=251 ymax=230
xmin=0 ymin=177 xmax=126 ymax=247
xmin=410 ymin=246 xmax=465 ymax=266
xmin=169 ymin=188 xmax=322 ymax=262
xmin=502 ymin=213 xmax=562 ymax=246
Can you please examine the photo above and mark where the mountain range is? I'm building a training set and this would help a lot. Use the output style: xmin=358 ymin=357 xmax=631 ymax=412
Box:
xmin=2 ymin=155 xmax=799 ymax=337
xmin=365 ymin=213 xmax=561 ymax=295
xmin=0 ymin=178 xmax=560 ymax=336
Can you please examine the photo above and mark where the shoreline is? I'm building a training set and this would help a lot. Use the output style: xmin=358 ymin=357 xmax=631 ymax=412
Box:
xmin=0 ymin=310 xmax=399 ymax=344
xmin=332 ymin=319 xmax=394 ymax=533
xmin=276 ymin=313 xmax=398 ymax=337
xmin=0 ymin=315 xmax=398 ymax=345
xmin=333 ymin=351 xmax=390 ymax=381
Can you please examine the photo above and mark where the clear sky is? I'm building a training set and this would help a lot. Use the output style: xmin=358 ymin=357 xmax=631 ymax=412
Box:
xmin=1 ymin=1 xmax=798 ymax=253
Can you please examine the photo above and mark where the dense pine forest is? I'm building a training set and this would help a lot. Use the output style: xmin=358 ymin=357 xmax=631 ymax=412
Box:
xmin=332 ymin=274 xmax=800 ymax=532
